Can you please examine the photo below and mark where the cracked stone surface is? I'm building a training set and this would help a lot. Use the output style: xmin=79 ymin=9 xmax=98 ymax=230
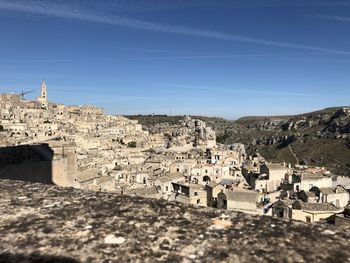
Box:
xmin=0 ymin=179 xmax=350 ymax=263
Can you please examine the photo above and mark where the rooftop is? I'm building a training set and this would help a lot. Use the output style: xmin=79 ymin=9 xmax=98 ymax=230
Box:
xmin=156 ymin=173 xmax=183 ymax=183
xmin=319 ymin=186 xmax=348 ymax=195
xmin=301 ymin=172 xmax=331 ymax=180
xmin=298 ymin=202 xmax=341 ymax=212
xmin=225 ymin=189 xmax=260 ymax=202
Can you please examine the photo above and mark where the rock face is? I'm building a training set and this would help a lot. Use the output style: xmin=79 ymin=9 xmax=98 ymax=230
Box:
xmin=217 ymin=107 xmax=350 ymax=176
xmin=229 ymin=143 xmax=246 ymax=156
xmin=167 ymin=117 xmax=216 ymax=148
xmin=1 ymin=179 xmax=350 ymax=263
xmin=236 ymin=107 xmax=350 ymax=136
xmin=323 ymin=108 xmax=350 ymax=134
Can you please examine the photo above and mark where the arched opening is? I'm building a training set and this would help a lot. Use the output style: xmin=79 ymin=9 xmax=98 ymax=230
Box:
xmin=217 ymin=193 xmax=227 ymax=209
xmin=203 ymin=176 xmax=211 ymax=183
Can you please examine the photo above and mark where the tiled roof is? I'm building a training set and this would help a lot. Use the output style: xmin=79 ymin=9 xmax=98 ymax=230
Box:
xmin=125 ymin=186 xmax=158 ymax=196
xmin=206 ymin=181 xmax=218 ymax=188
xmin=157 ymin=173 xmax=183 ymax=182
xmin=299 ymin=202 xmax=340 ymax=212
xmin=302 ymin=173 xmax=330 ymax=180
xmin=224 ymin=189 xmax=259 ymax=203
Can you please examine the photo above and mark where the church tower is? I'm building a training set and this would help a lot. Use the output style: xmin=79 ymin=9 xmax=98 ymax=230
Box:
xmin=37 ymin=80 xmax=48 ymax=109
xmin=41 ymin=80 xmax=47 ymax=100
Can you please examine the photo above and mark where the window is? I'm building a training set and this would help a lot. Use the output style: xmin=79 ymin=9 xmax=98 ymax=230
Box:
xmin=205 ymin=169 xmax=208 ymax=173
xmin=194 ymin=191 xmax=198 ymax=196
xmin=306 ymin=216 xmax=311 ymax=223
xmin=166 ymin=186 xmax=169 ymax=191
xmin=177 ymin=168 xmax=180 ymax=172
xmin=197 ymin=199 xmax=200 ymax=204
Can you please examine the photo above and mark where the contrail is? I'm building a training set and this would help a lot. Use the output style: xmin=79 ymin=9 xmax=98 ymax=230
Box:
xmin=313 ymin=14 xmax=350 ymax=22
xmin=1 ymin=0 xmax=350 ymax=55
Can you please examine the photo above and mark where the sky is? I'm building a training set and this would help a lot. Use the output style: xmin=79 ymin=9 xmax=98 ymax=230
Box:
xmin=0 ymin=0 xmax=350 ymax=119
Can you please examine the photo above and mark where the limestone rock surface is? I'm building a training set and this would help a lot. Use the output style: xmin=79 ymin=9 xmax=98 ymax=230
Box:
xmin=0 ymin=179 xmax=350 ymax=263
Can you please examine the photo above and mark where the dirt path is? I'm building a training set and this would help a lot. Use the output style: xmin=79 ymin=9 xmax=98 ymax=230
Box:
xmin=288 ymin=145 xmax=299 ymax=164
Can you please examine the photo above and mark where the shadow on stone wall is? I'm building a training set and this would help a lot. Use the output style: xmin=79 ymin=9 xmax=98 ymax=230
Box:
xmin=0 ymin=144 xmax=54 ymax=184
xmin=0 ymin=253 xmax=80 ymax=263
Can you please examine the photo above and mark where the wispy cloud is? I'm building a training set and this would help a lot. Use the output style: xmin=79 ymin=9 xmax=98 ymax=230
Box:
xmin=221 ymin=1 xmax=350 ymax=9
xmin=312 ymin=14 xmax=350 ymax=22
xmin=0 ymin=52 xmax=340 ymax=64
xmin=89 ymin=0 xmax=199 ymax=12
xmin=1 ymin=0 xmax=350 ymax=55
xmin=0 ymin=58 xmax=115 ymax=63
xmin=119 ymin=52 xmax=339 ymax=61
xmin=164 ymin=83 xmax=318 ymax=97
xmin=117 ymin=106 xmax=234 ymax=116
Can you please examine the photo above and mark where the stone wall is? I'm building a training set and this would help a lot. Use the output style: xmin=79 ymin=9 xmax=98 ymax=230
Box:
xmin=0 ymin=160 xmax=53 ymax=184
xmin=0 ymin=144 xmax=78 ymax=187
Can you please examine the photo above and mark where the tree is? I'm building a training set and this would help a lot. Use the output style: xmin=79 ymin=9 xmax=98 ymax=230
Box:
xmin=127 ymin=141 xmax=137 ymax=148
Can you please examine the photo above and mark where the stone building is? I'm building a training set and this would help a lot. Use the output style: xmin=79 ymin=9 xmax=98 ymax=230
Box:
xmin=217 ymin=189 xmax=261 ymax=214
xmin=171 ymin=182 xmax=207 ymax=206
xmin=205 ymin=181 xmax=225 ymax=207
xmin=291 ymin=201 xmax=342 ymax=223
xmin=271 ymin=199 xmax=293 ymax=219
xmin=153 ymin=173 xmax=183 ymax=199
xmin=309 ymin=185 xmax=349 ymax=208
xmin=293 ymin=173 xmax=333 ymax=192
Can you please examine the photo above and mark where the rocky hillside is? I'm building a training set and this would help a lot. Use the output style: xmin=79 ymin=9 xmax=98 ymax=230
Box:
xmin=217 ymin=107 xmax=350 ymax=176
xmin=128 ymin=107 xmax=350 ymax=176
xmin=1 ymin=179 xmax=350 ymax=263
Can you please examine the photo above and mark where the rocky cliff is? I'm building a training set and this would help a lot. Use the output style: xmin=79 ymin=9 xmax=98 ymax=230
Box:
xmin=217 ymin=107 xmax=350 ymax=176
xmin=0 ymin=179 xmax=350 ymax=263
xmin=235 ymin=107 xmax=350 ymax=134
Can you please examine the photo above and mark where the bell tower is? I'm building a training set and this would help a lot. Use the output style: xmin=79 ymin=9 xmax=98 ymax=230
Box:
xmin=41 ymin=80 xmax=47 ymax=99
xmin=37 ymin=80 xmax=48 ymax=109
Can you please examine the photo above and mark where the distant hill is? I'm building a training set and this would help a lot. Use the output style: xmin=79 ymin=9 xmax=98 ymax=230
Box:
xmin=126 ymin=114 xmax=230 ymax=128
xmin=127 ymin=107 xmax=350 ymax=176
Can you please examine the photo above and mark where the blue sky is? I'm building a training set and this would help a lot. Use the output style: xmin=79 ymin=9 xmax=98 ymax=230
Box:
xmin=0 ymin=0 xmax=349 ymax=119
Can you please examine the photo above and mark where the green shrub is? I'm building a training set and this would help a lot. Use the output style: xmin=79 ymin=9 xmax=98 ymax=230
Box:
xmin=127 ymin=141 xmax=137 ymax=148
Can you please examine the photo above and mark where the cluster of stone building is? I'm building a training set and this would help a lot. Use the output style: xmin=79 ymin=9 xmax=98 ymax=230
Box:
xmin=0 ymin=81 xmax=349 ymax=226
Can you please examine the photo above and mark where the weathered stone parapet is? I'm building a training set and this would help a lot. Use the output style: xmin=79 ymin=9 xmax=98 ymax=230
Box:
xmin=0 ymin=179 xmax=349 ymax=263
